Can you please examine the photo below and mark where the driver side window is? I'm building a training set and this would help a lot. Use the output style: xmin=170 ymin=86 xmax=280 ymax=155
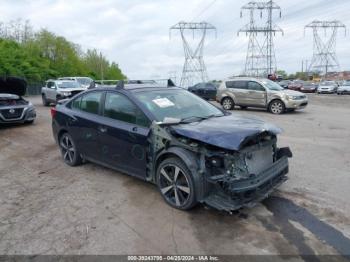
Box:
xmin=103 ymin=92 xmax=150 ymax=127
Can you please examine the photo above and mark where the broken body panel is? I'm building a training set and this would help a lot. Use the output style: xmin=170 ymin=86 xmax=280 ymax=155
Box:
xmin=148 ymin=114 xmax=292 ymax=212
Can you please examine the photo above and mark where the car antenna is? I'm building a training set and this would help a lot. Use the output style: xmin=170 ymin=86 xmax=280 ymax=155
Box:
xmin=116 ymin=80 xmax=124 ymax=89
xmin=167 ymin=79 xmax=176 ymax=87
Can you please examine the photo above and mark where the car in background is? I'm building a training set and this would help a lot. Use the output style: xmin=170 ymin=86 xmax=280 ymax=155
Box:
xmin=51 ymin=80 xmax=292 ymax=211
xmin=58 ymin=77 xmax=94 ymax=89
xmin=337 ymin=80 xmax=350 ymax=95
xmin=300 ymin=82 xmax=318 ymax=93
xmin=317 ymin=81 xmax=338 ymax=94
xmin=278 ymin=80 xmax=291 ymax=89
xmin=41 ymin=79 xmax=86 ymax=106
xmin=216 ymin=77 xmax=308 ymax=114
xmin=0 ymin=77 xmax=36 ymax=124
xmin=188 ymin=82 xmax=217 ymax=100
xmin=287 ymin=80 xmax=305 ymax=91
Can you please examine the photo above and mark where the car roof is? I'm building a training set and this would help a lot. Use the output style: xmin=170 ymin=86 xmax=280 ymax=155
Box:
xmin=223 ymin=77 xmax=265 ymax=82
xmin=91 ymin=85 xmax=181 ymax=93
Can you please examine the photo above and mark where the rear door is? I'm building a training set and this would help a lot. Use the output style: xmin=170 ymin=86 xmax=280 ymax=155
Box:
xmin=68 ymin=91 xmax=105 ymax=161
xmin=98 ymin=91 xmax=151 ymax=178
xmin=226 ymin=80 xmax=249 ymax=105
xmin=246 ymin=81 xmax=267 ymax=107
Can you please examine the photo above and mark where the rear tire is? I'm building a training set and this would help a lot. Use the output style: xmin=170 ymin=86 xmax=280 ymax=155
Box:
xmin=157 ymin=157 xmax=197 ymax=210
xmin=221 ymin=97 xmax=234 ymax=110
xmin=59 ymin=133 xmax=82 ymax=166
xmin=269 ymin=100 xmax=285 ymax=114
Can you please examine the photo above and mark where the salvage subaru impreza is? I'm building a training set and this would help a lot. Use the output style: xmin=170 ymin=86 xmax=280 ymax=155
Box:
xmin=51 ymin=80 xmax=292 ymax=211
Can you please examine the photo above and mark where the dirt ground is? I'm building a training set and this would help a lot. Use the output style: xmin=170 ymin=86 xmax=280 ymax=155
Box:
xmin=0 ymin=94 xmax=349 ymax=256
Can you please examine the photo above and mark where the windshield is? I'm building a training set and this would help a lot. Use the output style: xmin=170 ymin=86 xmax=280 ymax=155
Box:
xmin=134 ymin=89 xmax=224 ymax=123
xmin=342 ymin=81 xmax=350 ymax=86
xmin=320 ymin=81 xmax=335 ymax=86
xmin=57 ymin=81 xmax=81 ymax=88
xmin=261 ymin=79 xmax=284 ymax=91
xmin=76 ymin=77 xmax=93 ymax=85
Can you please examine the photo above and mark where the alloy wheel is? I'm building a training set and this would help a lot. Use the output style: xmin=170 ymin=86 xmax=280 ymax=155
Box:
xmin=159 ymin=164 xmax=191 ymax=207
xmin=270 ymin=101 xmax=284 ymax=114
xmin=222 ymin=98 xmax=233 ymax=110
xmin=60 ymin=135 xmax=75 ymax=164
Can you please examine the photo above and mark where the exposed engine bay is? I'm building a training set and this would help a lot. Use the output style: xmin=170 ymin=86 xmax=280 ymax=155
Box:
xmin=147 ymin=122 xmax=292 ymax=212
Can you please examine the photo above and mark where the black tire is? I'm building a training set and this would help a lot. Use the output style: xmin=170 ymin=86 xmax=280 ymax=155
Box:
xmin=221 ymin=97 xmax=234 ymax=110
xmin=42 ymin=94 xmax=49 ymax=106
xmin=269 ymin=100 xmax=285 ymax=114
xmin=59 ymin=133 xmax=82 ymax=166
xmin=156 ymin=157 xmax=197 ymax=210
xmin=26 ymin=120 xmax=34 ymax=124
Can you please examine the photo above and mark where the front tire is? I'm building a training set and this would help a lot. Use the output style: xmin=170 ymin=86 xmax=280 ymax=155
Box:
xmin=269 ymin=100 xmax=285 ymax=114
xmin=157 ymin=157 xmax=197 ymax=210
xmin=59 ymin=133 xmax=82 ymax=166
xmin=42 ymin=94 xmax=49 ymax=106
xmin=221 ymin=97 xmax=234 ymax=110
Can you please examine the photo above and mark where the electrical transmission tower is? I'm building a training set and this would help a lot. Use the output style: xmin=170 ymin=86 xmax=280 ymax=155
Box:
xmin=305 ymin=20 xmax=346 ymax=76
xmin=238 ymin=1 xmax=283 ymax=77
xmin=170 ymin=21 xmax=216 ymax=87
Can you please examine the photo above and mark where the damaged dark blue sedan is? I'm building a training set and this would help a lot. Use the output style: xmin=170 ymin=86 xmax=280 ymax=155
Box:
xmin=51 ymin=81 xmax=292 ymax=211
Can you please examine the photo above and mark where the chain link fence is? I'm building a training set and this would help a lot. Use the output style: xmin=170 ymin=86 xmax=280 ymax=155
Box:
xmin=26 ymin=82 xmax=44 ymax=96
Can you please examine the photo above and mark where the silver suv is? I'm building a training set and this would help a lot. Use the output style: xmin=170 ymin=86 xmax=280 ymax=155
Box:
xmin=41 ymin=79 xmax=86 ymax=106
xmin=216 ymin=77 xmax=308 ymax=114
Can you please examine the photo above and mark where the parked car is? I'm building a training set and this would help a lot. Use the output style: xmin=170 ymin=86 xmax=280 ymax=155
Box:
xmin=51 ymin=81 xmax=292 ymax=211
xmin=58 ymin=77 xmax=94 ymax=89
xmin=287 ymin=80 xmax=305 ymax=91
xmin=317 ymin=81 xmax=338 ymax=94
xmin=300 ymin=82 xmax=318 ymax=93
xmin=188 ymin=82 xmax=217 ymax=100
xmin=0 ymin=77 xmax=36 ymax=124
xmin=41 ymin=79 xmax=86 ymax=106
xmin=278 ymin=80 xmax=291 ymax=89
xmin=216 ymin=77 xmax=308 ymax=114
xmin=337 ymin=80 xmax=350 ymax=95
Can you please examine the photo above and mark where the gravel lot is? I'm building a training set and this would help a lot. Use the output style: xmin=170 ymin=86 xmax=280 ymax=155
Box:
xmin=0 ymin=94 xmax=349 ymax=256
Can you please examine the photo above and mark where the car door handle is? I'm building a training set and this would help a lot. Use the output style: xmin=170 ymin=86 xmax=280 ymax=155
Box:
xmin=98 ymin=126 xmax=107 ymax=133
xmin=132 ymin=126 xmax=138 ymax=132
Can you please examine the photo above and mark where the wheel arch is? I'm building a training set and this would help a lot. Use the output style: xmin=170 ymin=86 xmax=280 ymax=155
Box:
xmin=155 ymin=147 xmax=205 ymax=200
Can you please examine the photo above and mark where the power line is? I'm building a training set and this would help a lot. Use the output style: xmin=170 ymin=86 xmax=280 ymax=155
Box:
xmin=190 ymin=0 xmax=218 ymax=22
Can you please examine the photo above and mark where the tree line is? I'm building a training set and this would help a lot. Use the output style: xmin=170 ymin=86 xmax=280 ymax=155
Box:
xmin=0 ymin=19 xmax=126 ymax=85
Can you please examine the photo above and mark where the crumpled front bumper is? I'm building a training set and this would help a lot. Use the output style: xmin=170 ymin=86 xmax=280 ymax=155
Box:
xmin=203 ymin=148 xmax=291 ymax=212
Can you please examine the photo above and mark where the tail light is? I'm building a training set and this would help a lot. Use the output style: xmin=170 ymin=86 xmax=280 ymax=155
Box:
xmin=50 ymin=107 xmax=57 ymax=118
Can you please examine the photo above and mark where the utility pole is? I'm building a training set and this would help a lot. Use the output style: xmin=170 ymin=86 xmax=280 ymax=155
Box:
xmin=305 ymin=20 xmax=346 ymax=77
xmin=239 ymin=1 xmax=283 ymax=77
xmin=170 ymin=21 xmax=216 ymax=87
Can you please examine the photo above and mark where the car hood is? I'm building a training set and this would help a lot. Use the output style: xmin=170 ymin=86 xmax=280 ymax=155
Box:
xmin=280 ymin=89 xmax=304 ymax=96
xmin=170 ymin=114 xmax=282 ymax=151
xmin=58 ymin=88 xmax=86 ymax=92
xmin=0 ymin=77 xmax=27 ymax=96
xmin=319 ymin=85 xmax=335 ymax=89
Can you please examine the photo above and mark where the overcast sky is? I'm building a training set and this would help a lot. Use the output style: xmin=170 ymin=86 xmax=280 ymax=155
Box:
xmin=1 ymin=0 xmax=350 ymax=80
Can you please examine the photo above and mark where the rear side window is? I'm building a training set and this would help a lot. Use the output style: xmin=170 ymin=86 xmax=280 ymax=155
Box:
xmin=103 ymin=92 xmax=150 ymax=127
xmin=226 ymin=81 xmax=247 ymax=89
xmin=78 ymin=92 xmax=102 ymax=115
